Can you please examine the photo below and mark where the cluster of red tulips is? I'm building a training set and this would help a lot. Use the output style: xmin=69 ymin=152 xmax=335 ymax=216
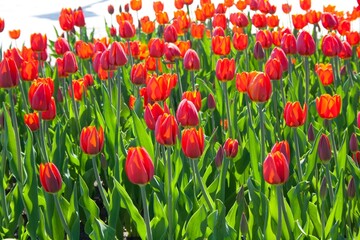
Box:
xmin=0 ymin=0 xmax=360 ymax=239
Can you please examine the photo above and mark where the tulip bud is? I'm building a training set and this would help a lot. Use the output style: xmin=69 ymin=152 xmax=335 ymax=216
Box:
xmin=350 ymin=133 xmax=358 ymax=153
xmin=254 ymin=41 xmax=265 ymax=60
xmin=208 ymin=93 xmax=216 ymax=110
xmin=320 ymin=176 xmax=327 ymax=201
xmin=353 ymin=151 xmax=360 ymax=165
xmin=240 ymin=213 xmax=249 ymax=236
xmin=39 ymin=163 xmax=63 ymax=193
xmin=308 ymin=123 xmax=315 ymax=142
xmin=108 ymin=4 xmax=114 ymax=14
xmin=347 ymin=177 xmax=356 ymax=200
xmin=183 ymin=49 xmax=200 ymax=71
xmin=100 ymin=153 xmax=107 ymax=170
xmin=0 ymin=111 xmax=4 ymax=129
xmin=215 ymin=147 xmax=224 ymax=168
xmin=318 ymin=134 xmax=332 ymax=163
xmin=224 ymin=138 xmax=239 ymax=158
xmin=125 ymin=147 xmax=154 ymax=185
xmin=357 ymin=112 xmax=360 ymax=129
xmin=124 ymin=3 xmax=130 ymax=12
xmin=236 ymin=185 xmax=244 ymax=204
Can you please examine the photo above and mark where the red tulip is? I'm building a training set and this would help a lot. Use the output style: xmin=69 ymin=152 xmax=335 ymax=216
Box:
xmin=30 ymin=33 xmax=47 ymax=52
xmin=149 ymin=38 xmax=165 ymax=58
xmin=39 ymin=163 xmax=63 ymax=193
xmin=253 ymin=41 xmax=265 ymax=60
xmin=283 ymin=101 xmax=307 ymax=127
xmin=146 ymin=74 xmax=177 ymax=102
xmin=282 ymin=4 xmax=292 ymax=13
xmin=247 ymin=72 xmax=272 ymax=102
xmin=28 ymin=78 xmax=54 ymax=111
xmin=144 ymin=102 xmax=168 ymax=130
xmin=233 ymin=32 xmax=248 ymax=51
xmin=63 ymin=51 xmax=78 ymax=74
xmin=176 ymin=99 xmax=199 ymax=127
xmin=24 ymin=112 xmax=40 ymax=131
xmin=300 ymin=0 xmax=311 ymax=11
xmin=263 ymin=151 xmax=289 ymax=185
xmin=155 ymin=113 xmax=179 ymax=146
xmin=0 ymin=57 xmax=20 ymax=89
xmin=321 ymin=13 xmax=338 ymax=31
xmin=183 ymin=49 xmax=200 ymax=71
xmin=119 ymin=20 xmax=136 ymax=39
xmin=338 ymin=41 xmax=352 ymax=59
xmin=212 ymin=35 xmax=231 ymax=56
xmin=164 ymin=24 xmax=178 ymax=43
xmin=296 ymin=31 xmax=315 ymax=56
xmin=125 ymin=147 xmax=154 ymax=185
xmin=236 ymin=71 xmax=259 ymax=93
xmin=21 ymin=60 xmax=38 ymax=81
xmin=80 ymin=126 xmax=105 ymax=155
xmin=74 ymin=8 xmax=85 ymax=27
xmin=321 ymin=34 xmax=340 ymax=57
xmin=271 ymin=141 xmax=290 ymax=164
xmin=68 ymin=79 xmax=87 ymax=101
xmin=281 ymin=33 xmax=297 ymax=55
xmin=223 ymin=138 xmax=239 ymax=158
xmin=357 ymin=112 xmax=360 ymax=129
xmin=54 ymin=37 xmax=70 ymax=55
xmin=131 ymin=63 xmax=147 ymax=85
xmin=212 ymin=14 xmax=227 ymax=30
xmin=346 ymin=31 xmax=360 ymax=46
xmin=252 ymin=13 xmax=267 ymax=29
xmin=265 ymin=58 xmax=282 ymax=80
xmin=59 ymin=8 xmax=74 ymax=31
xmin=182 ymin=90 xmax=202 ymax=112
xmin=181 ymin=128 xmax=205 ymax=159
xmin=270 ymin=47 xmax=288 ymax=72
xmin=109 ymin=41 xmax=128 ymax=67
xmin=316 ymin=94 xmax=341 ymax=119
xmin=216 ymin=58 xmax=235 ymax=81
xmin=41 ymin=97 xmax=57 ymax=121
xmin=256 ymin=30 xmax=272 ymax=49
xmin=0 ymin=18 xmax=4 ymax=32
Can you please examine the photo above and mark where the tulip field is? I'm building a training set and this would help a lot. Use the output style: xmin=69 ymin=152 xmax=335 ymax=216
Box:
xmin=1 ymin=0 xmax=360 ymax=239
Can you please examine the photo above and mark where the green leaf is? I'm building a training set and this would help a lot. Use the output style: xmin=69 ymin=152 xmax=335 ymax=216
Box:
xmin=89 ymin=218 xmax=116 ymax=240
xmin=248 ymin=127 xmax=261 ymax=182
xmin=131 ymin=111 xmax=154 ymax=160
xmin=186 ymin=205 xmax=207 ymax=239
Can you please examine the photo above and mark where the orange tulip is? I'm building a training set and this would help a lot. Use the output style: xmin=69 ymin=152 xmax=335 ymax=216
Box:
xmin=59 ymin=8 xmax=74 ymax=31
xmin=292 ymin=14 xmax=308 ymax=30
xmin=130 ymin=0 xmax=142 ymax=11
xmin=80 ymin=126 xmax=104 ymax=155
xmin=116 ymin=12 xmax=133 ymax=25
xmin=252 ymin=13 xmax=267 ymax=29
xmin=247 ymin=72 xmax=272 ymax=102
xmin=131 ymin=63 xmax=147 ymax=85
xmin=346 ymin=31 xmax=360 ymax=46
xmin=155 ymin=113 xmax=179 ymax=146
xmin=306 ymin=10 xmax=321 ymax=24
xmin=195 ymin=7 xmax=206 ymax=22
xmin=68 ymin=79 xmax=87 ymax=101
xmin=236 ymin=71 xmax=259 ymax=93
xmin=141 ymin=18 xmax=155 ymax=34
xmin=212 ymin=14 xmax=227 ymax=30
xmin=176 ymin=40 xmax=191 ymax=58
xmin=266 ymin=15 xmax=279 ymax=28
xmin=21 ymin=60 xmax=38 ymax=81
xmin=9 ymin=29 xmax=20 ymax=40
xmin=271 ymin=141 xmax=290 ymax=163
xmin=181 ymin=128 xmax=205 ymax=159
xmin=175 ymin=0 xmax=185 ymax=9
xmin=182 ymin=90 xmax=202 ymax=112
xmin=315 ymin=63 xmax=333 ymax=86
xmin=263 ymin=151 xmax=289 ymax=185
xmin=203 ymin=3 xmax=215 ymax=18
xmin=24 ymin=112 xmax=39 ymax=132
xmin=282 ymin=3 xmax=292 ymax=14
xmin=191 ymin=23 xmax=205 ymax=39
xmin=75 ymin=40 xmax=94 ymax=59
xmin=283 ymin=101 xmax=307 ymax=127
xmin=216 ymin=58 xmax=235 ymax=81
xmin=232 ymin=32 xmax=248 ymax=51
xmin=146 ymin=74 xmax=177 ymax=102
xmin=156 ymin=11 xmax=169 ymax=25
xmin=212 ymin=35 xmax=231 ymax=55
xmin=235 ymin=0 xmax=247 ymax=10
xmin=316 ymin=94 xmax=341 ymax=119
xmin=144 ymin=102 xmax=168 ymax=130
xmin=300 ymin=0 xmax=311 ymax=11
xmin=125 ymin=147 xmax=154 ymax=185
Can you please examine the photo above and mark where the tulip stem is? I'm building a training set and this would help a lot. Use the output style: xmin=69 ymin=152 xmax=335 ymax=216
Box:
xmin=165 ymin=147 xmax=173 ymax=240
xmin=127 ymin=39 xmax=134 ymax=67
xmin=280 ymin=77 xmax=286 ymax=108
xmin=304 ymin=57 xmax=310 ymax=127
xmin=191 ymin=70 xmax=195 ymax=91
xmin=293 ymin=128 xmax=303 ymax=180
xmin=175 ymin=60 xmax=183 ymax=96
xmin=0 ymin=124 xmax=9 ymax=226
xmin=276 ymin=186 xmax=283 ymax=240
xmin=328 ymin=121 xmax=338 ymax=175
xmin=53 ymin=195 xmax=71 ymax=237
xmin=278 ymin=186 xmax=293 ymax=239
xmin=114 ymin=68 xmax=123 ymax=180
xmin=345 ymin=60 xmax=355 ymax=87
xmin=193 ymin=159 xmax=214 ymax=211
xmin=140 ymin=185 xmax=153 ymax=240
xmin=325 ymin=164 xmax=335 ymax=206
xmin=92 ymin=156 xmax=110 ymax=213
xmin=38 ymin=113 xmax=49 ymax=163
xmin=245 ymin=95 xmax=253 ymax=127
xmin=62 ymin=79 xmax=70 ymax=119
xmin=330 ymin=57 xmax=337 ymax=89
xmin=259 ymin=104 xmax=266 ymax=163
xmin=19 ymin=80 xmax=29 ymax=113
xmin=222 ymin=82 xmax=232 ymax=138
xmin=107 ymin=73 xmax=113 ymax=106
xmin=272 ymin=81 xmax=280 ymax=140
xmin=321 ymin=196 xmax=326 ymax=240
xmin=216 ymin=156 xmax=229 ymax=203
xmin=287 ymin=56 xmax=293 ymax=86
xmin=68 ymin=76 xmax=80 ymax=135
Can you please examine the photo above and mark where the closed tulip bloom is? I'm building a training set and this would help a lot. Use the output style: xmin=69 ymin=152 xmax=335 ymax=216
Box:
xmin=74 ymin=8 xmax=85 ymax=27
xmin=315 ymin=63 xmax=333 ymax=86
xmin=230 ymin=12 xmax=249 ymax=28
xmin=191 ymin=23 xmax=205 ymax=39
xmin=80 ymin=126 xmax=104 ymax=155
xmin=265 ymin=58 xmax=283 ymax=80
xmin=54 ymin=37 xmax=70 ymax=55
xmin=20 ymin=60 xmax=38 ymax=81
xmin=156 ymin=12 xmax=169 ymax=25
xmin=28 ymin=78 xmax=54 ymax=111
xmin=9 ymin=29 xmax=20 ymax=40
xmin=155 ymin=113 xmax=179 ymax=146
xmin=164 ymin=24 xmax=178 ymax=43
xmin=270 ymin=47 xmax=288 ymax=72
xmin=337 ymin=20 xmax=350 ymax=36
xmin=83 ymin=74 xmax=94 ymax=87
xmin=247 ymin=72 xmax=272 ymax=102
xmin=300 ymin=0 xmax=311 ymax=11
xmin=358 ymin=112 xmax=360 ymax=129
xmin=216 ymin=58 xmax=235 ymax=81
xmin=68 ymin=79 xmax=87 ymax=101
xmin=212 ymin=26 xmax=225 ymax=37
xmin=224 ymin=138 xmax=239 ymax=158
xmin=182 ymin=90 xmax=202 ymax=111
xmin=256 ymin=30 xmax=272 ymax=49
xmin=146 ymin=74 xmax=177 ymax=102
xmin=283 ymin=101 xmax=307 ymax=127
xmin=100 ymin=50 xmax=115 ymax=72
xmin=346 ymin=31 xmax=360 ymax=46
xmin=338 ymin=41 xmax=352 ymax=60
xmin=208 ymin=93 xmax=216 ymax=110
xmin=251 ymin=13 xmax=267 ymax=29
xmin=4 ymin=48 xmax=23 ymax=68
xmin=183 ymin=49 xmax=200 ymax=70
xmin=321 ymin=13 xmax=338 ymax=31
xmin=63 ymin=51 xmax=78 ymax=74
xmin=316 ymin=94 xmax=341 ymax=119
xmin=0 ymin=18 xmax=4 ymax=32
xmin=59 ymin=8 xmax=74 ymax=31
xmin=149 ymin=38 xmax=165 ymax=58
xmin=30 ymin=33 xmax=47 ymax=52
xmin=119 ymin=20 xmax=136 ymax=39
xmin=130 ymin=0 xmax=142 ymax=11
xmin=108 ymin=4 xmax=114 ymax=14
xmin=130 ymin=63 xmax=147 ymax=85
xmin=176 ymin=99 xmax=199 ymax=127
xmin=253 ymin=41 xmax=265 ymax=60
xmin=125 ymin=147 xmax=154 ymax=185
xmin=181 ymin=127 xmax=205 ymax=159
xmin=24 ymin=112 xmax=40 ymax=131
xmin=318 ymin=134 xmax=332 ymax=163
xmin=109 ymin=41 xmax=128 ymax=67
xmin=39 ymin=163 xmax=62 ymax=193
xmin=75 ymin=40 xmax=94 ymax=59
xmin=153 ymin=1 xmax=164 ymax=13
xmin=263 ymin=151 xmax=289 ymax=185
xmin=292 ymin=14 xmax=308 ymax=30
xmin=212 ymin=35 xmax=231 ymax=56
xmin=144 ymin=102 xmax=168 ymax=130
xmin=353 ymin=151 xmax=360 ymax=165
xmin=236 ymin=71 xmax=259 ymax=93
xmin=212 ymin=14 xmax=227 ymax=30
xmin=308 ymin=123 xmax=315 ymax=142
xmin=321 ymin=34 xmax=340 ymax=57
xmin=233 ymin=32 xmax=248 ymax=51
xmin=267 ymin=15 xmax=279 ymax=28
xmin=296 ymin=31 xmax=315 ymax=56
xmin=350 ymin=133 xmax=358 ymax=153
xmin=41 ymin=97 xmax=56 ymax=121
xmin=271 ymin=141 xmax=290 ymax=163
xmin=281 ymin=34 xmax=297 ymax=55
xmin=0 ymin=57 xmax=20 ymax=89
xmin=282 ymin=3 xmax=292 ymax=13
xmin=164 ymin=43 xmax=181 ymax=62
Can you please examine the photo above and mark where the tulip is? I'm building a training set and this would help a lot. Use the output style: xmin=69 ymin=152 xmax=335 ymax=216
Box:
xmin=0 ymin=57 xmax=20 ymax=89
xmin=63 ymin=51 xmax=78 ymax=74
xmin=183 ymin=49 xmax=200 ymax=71
xmin=74 ymin=8 xmax=85 ymax=27
xmin=109 ymin=41 xmax=128 ymax=67
xmin=155 ymin=113 xmax=179 ymax=146
xmin=233 ymin=32 xmax=248 ymax=51
xmin=338 ymin=41 xmax=352 ymax=60
xmin=41 ymin=97 xmax=56 ymax=121
xmin=182 ymin=91 xmax=202 ymax=112
xmin=68 ymin=79 xmax=87 ymax=101
xmin=164 ymin=24 xmax=178 ymax=43
xmin=357 ymin=112 xmax=360 ymax=129
xmin=296 ymin=31 xmax=315 ymax=56
xmin=59 ymin=8 xmax=74 ymax=31
xmin=0 ymin=18 xmax=4 ymax=32
xmin=108 ymin=4 xmax=114 ymax=14
xmin=283 ymin=101 xmax=307 ymax=127
xmin=253 ymin=41 xmax=265 ymax=60
xmin=347 ymin=177 xmax=356 ymax=199
xmin=191 ymin=23 xmax=205 ymax=39
xmin=28 ymin=78 xmax=54 ymax=111
xmin=346 ymin=31 xmax=360 ymax=46
xmin=321 ymin=34 xmax=340 ymax=57
xmin=216 ymin=58 xmax=235 ymax=81
xmin=292 ymin=14 xmax=308 ymax=30
xmin=146 ymin=74 xmax=177 ymax=102
xmin=75 ymin=40 xmax=94 ymax=59
xmin=153 ymin=1 xmax=164 ymax=13
xmin=24 ymin=112 xmax=40 ymax=131
xmin=251 ymin=13 xmax=267 ymax=29
xmin=164 ymin=43 xmax=181 ymax=62
xmin=271 ymin=141 xmax=290 ymax=164
xmin=321 ymin=13 xmax=338 ymax=31
xmin=176 ymin=99 xmax=199 ymax=127
xmin=282 ymin=3 xmax=292 ymax=13
xmin=4 ymin=48 xmax=23 ymax=68
xmin=247 ymin=72 xmax=272 ymax=102
xmin=9 ymin=29 xmax=20 ymax=40
xmin=230 ymin=12 xmax=248 ymax=28
xmin=236 ymin=71 xmax=259 ymax=93
xmin=267 ymin=15 xmax=279 ymax=28
xmin=265 ymin=58 xmax=282 ymax=80
xmin=20 ymin=60 xmax=38 ymax=81
xmin=223 ymin=138 xmax=239 ymax=158
xmin=212 ymin=35 xmax=231 ymax=56
xmin=149 ymin=38 xmax=165 ymax=58
xmin=300 ymin=0 xmax=311 ymax=11
xmin=306 ymin=10 xmax=321 ymax=24
xmin=39 ymin=163 xmax=63 ymax=193
xmin=156 ymin=12 xmax=169 ymax=25
xmin=54 ymin=37 xmax=70 ymax=55
xmin=353 ymin=151 xmax=360 ymax=165
xmin=130 ymin=63 xmax=147 ymax=85
xmin=119 ymin=20 xmax=136 ymax=39
xmin=263 ymin=151 xmax=289 ymax=185
xmin=315 ymin=63 xmax=333 ymax=86
xmin=315 ymin=94 xmax=341 ymax=119
xmin=30 ymin=33 xmax=47 ymax=52
xmin=350 ymin=133 xmax=358 ymax=153
xmin=212 ymin=14 xmax=227 ymax=30
xmin=270 ymin=47 xmax=288 ymax=72
xmin=130 ymin=0 xmax=142 ymax=11
xmin=144 ymin=102 xmax=168 ymax=130
xmin=80 ymin=126 xmax=105 ymax=155
xmin=125 ymin=147 xmax=154 ymax=185
xmin=308 ymin=123 xmax=315 ymax=142
xmin=181 ymin=128 xmax=205 ymax=159
xmin=256 ymin=30 xmax=272 ymax=49
xmin=318 ymin=134 xmax=332 ymax=163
